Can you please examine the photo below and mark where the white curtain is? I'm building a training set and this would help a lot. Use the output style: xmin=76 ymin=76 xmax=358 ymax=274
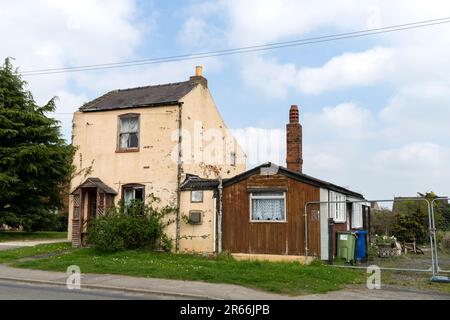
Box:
xmin=252 ymin=192 xmax=285 ymax=221
xmin=120 ymin=117 xmax=138 ymax=133
xmin=120 ymin=117 xmax=138 ymax=148
xmin=352 ymin=203 xmax=363 ymax=228
xmin=124 ymin=188 xmax=134 ymax=207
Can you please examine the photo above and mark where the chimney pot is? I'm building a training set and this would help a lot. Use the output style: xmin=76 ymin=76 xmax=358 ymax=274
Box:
xmin=195 ymin=65 xmax=203 ymax=77
xmin=289 ymin=104 xmax=299 ymax=123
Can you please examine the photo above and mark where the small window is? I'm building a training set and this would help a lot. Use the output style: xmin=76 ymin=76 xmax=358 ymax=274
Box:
xmin=188 ymin=211 xmax=202 ymax=225
xmin=191 ymin=190 xmax=203 ymax=203
xmin=118 ymin=114 xmax=139 ymax=151
xmin=230 ymin=152 xmax=236 ymax=166
xmin=250 ymin=191 xmax=286 ymax=222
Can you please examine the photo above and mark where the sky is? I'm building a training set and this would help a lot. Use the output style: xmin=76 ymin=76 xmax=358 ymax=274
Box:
xmin=1 ymin=0 xmax=450 ymax=200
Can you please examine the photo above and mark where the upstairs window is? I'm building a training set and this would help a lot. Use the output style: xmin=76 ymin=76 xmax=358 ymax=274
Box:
xmin=118 ymin=114 xmax=139 ymax=151
xmin=250 ymin=191 xmax=286 ymax=222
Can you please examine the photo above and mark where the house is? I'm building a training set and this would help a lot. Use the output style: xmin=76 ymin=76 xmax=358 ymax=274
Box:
xmin=68 ymin=66 xmax=247 ymax=250
xmin=69 ymin=67 xmax=369 ymax=262
xmin=181 ymin=105 xmax=370 ymax=262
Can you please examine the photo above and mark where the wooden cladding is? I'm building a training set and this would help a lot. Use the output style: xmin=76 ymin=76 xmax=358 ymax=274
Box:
xmin=222 ymin=173 xmax=321 ymax=256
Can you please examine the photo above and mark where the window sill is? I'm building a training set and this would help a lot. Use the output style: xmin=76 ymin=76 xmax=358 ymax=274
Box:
xmin=116 ymin=148 xmax=140 ymax=153
xmin=333 ymin=220 xmax=347 ymax=224
xmin=249 ymin=220 xmax=287 ymax=223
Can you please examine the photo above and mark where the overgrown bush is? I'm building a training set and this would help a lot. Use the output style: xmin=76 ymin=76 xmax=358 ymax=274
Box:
xmin=87 ymin=195 xmax=175 ymax=252
xmin=437 ymin=231 xmax=450 ymax=252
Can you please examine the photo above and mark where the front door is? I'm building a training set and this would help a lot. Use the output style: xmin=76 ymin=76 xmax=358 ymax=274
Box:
xmin=87 ymin=189 xmax=97 ymax=220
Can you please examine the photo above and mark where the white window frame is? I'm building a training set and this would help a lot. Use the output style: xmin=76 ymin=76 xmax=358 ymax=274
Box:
xmin=351 ymin=203 xmax=363 ymax=229
xmin=249 ymin=191 xmax=287 ymax=223
xmin=329 ymin=191 xmax=346 ymax=223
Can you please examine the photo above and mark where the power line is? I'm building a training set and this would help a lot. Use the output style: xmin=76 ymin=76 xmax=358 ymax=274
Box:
xmin=21 ymin=16 xmax=450 ymax=76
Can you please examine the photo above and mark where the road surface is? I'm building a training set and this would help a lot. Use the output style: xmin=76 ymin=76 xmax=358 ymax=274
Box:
xmin=0 ymin=280 xmax=186 ymax=300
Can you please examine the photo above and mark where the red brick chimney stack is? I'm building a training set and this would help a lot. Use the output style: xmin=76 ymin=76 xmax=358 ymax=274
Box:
xmin=286 ymin=105 xmax=303 ymax=173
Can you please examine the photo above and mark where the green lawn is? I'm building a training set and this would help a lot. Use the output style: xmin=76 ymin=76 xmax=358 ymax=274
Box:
xmin=0 ymin=231 xmax=67 ymax=242
xmin=0 ymin=242 xmax=72 ymax=264
xmin=0 ymin=245 xmax=364 ymax=295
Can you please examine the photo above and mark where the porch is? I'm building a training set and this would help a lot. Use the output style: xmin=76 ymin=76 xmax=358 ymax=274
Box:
xmin=70 ymin=177 xmax=117 ymax=246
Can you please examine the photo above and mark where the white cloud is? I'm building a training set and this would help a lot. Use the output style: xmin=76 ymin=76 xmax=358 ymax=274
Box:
xmin=237 ymin=47 xmax=393 ymax=96
xmin=373 ymin=143 xmax=449 ymax=171
xmin=297 ymin=47 xmax=392 ymax=94
xmin=380 ymin=81 xmax=450 ymax=143
xmin=240 ymin=56 xmax=297 ymax=98
xmin=304 ymin=102 xmax=374 ymax=140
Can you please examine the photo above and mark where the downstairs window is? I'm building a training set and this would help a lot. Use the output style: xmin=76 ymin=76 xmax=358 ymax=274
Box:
xmin=250 ymin=191 xmax=286 ymax=222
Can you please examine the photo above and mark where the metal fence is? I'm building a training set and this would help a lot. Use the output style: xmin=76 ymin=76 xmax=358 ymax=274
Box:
xmin=305 ymin=197 xmax=450 ymax=280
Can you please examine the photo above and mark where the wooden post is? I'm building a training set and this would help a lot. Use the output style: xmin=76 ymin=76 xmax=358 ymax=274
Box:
xmin=71 ymin=192 xmax=81 ymax=247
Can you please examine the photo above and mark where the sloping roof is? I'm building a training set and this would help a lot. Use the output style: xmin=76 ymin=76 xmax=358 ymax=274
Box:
xmin=184 ymin=163 xmax=364 ymax=198
xmin=222 ymin=163 xmax=364 ymax=198
xmin=71 ymin=177 xmax=117 ymax=195
xmin=79 ymin=80 xmax=198 ymax=112
xmin=181 ymin=163 xmax=364 ymax=198
xmin=180 ymin=174 xmax=223 ymax=190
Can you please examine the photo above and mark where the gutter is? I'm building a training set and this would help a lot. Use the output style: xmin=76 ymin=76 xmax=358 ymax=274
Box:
xmin=175 ymin=102 xmax=184 ymax=253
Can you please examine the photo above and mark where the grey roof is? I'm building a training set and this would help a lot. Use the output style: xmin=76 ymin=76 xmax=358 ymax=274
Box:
xmin=180 ymin=174 xmax=222 ymax=190
xmin=71 ymin=177 xmax=117 ymax=195
xmin=181 ymin=164 xmax=364 ymax=199
xmin=79 ymin=80 xmax=198 ymax=112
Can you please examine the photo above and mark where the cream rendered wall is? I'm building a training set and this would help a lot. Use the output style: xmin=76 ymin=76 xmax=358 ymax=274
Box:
xmin=68 ymin=82 xmax=247 ymax=252
xmin=320 ymin=188 xmax=329 ymax=260
xmin=179 ymin=84 xmax=246 ymax=179
xmin=68 ymin=105 xmax=180 ymax=240
xmin=179 ymin=190 xmax=216 ymax=253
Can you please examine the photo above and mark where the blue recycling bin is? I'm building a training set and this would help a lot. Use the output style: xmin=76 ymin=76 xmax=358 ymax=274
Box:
xmin=355 ymin=230 xmax=367 ymax=261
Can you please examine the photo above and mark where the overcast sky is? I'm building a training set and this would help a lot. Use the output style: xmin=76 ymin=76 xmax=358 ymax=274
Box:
xmin=1 ymin=0 xmax=450 ymax=200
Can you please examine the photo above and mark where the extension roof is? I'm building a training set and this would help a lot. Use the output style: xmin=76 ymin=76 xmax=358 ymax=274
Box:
xmin=181 ymin=163 xmax=364 ymax=199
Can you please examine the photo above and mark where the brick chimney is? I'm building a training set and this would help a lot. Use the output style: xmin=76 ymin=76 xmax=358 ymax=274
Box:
xmin=286 ymin=105 xmax=303 ymax=173
xmin=189 ymin=65 xmax=207 ymax=87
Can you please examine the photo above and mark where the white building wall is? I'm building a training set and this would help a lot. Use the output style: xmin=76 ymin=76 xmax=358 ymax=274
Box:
xmin=320 ymin=188 xmax=329 ymax=260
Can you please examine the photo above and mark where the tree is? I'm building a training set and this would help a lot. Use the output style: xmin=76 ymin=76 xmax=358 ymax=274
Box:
xmin=0 ymin=58 xmax=74 ymax=231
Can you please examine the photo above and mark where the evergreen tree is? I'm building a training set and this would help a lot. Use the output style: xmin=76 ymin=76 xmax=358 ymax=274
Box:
xmin=0 ymin=58 xmax=74 ymax=231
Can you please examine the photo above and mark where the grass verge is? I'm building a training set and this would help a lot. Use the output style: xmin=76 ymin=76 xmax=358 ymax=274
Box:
xmin=3 ymin=247 xmax=363 ymax=295
xmin=0 ymin=231 xmax=67 ymax=242
xmin=0 ymin=242 xmax=72 ymax=264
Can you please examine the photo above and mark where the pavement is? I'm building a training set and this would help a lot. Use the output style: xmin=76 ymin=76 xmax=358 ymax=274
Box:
xmin=0 ymin=264 xmax=449 ymax=300
xmin=0 ymin=279 xmax=182 ymax=300
xmin=0 ymin=239 xmax=449 ymax=300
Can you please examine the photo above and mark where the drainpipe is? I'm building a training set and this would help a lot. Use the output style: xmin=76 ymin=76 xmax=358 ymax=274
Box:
xmin=175 ymin=102 xmax=184 ymax=253
xmin=304 ymin=202 xmax=308 ymax=258
xmin=218 ymin=176 xmax=223 ymax=253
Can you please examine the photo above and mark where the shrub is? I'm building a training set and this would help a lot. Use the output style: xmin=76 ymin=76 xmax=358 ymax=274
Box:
xmin=437 ymin=231 xmax=450 ymax=252
xmin=87 ymin=195 xmax=175 ymax=252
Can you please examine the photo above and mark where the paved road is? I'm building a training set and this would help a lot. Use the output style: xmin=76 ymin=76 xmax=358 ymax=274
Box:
xmin=0 ymin=280 xmax=185 ymax=300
